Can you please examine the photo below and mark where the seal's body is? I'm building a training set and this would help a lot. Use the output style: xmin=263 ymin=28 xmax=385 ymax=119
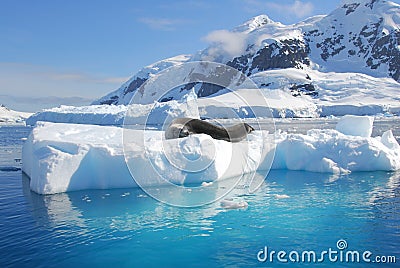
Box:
xmin=165 ymin=118 xmax=254 ymax=142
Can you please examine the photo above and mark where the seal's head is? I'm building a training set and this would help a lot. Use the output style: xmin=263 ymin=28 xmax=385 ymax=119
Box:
xmin=178 ymin=127 xmax=190 ymax=138
xmin=244 ymin=123 xmax=255 ymax=134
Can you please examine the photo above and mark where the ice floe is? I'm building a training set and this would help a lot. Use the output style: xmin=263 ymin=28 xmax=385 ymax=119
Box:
xmin=22 ymin=115 xmax=400 ymax=194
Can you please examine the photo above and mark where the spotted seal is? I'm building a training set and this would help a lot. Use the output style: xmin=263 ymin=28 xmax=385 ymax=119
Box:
xmin=165 ymin=118 xmax=254 ymax=142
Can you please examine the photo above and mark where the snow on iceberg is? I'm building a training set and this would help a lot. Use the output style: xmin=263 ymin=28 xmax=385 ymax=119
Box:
xmin=273 ymin=129 xmax=400 ymax=173
xmin=272 ymin=115 xmax=400 ymax=173
xmin=22 ymin=121 xmax=269 ymax=195
xmin=22 ymin=116 xmax=400 ymax=195
xmin=335 ymin=115 xmax=374 ymax=137
xmin=25 ymin=105 xmax=127 ymax=126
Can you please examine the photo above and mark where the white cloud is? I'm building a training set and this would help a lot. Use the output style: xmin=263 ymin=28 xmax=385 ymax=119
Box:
xmin=138 ymin=17 xmax=185 ymax=31
xmin=290 ymin=1 xmax=314 ymax=18
xmin=245 ymin=0 xmax=314 ymax=19
xmin=203 ymin=30 xmax=247 ymax=59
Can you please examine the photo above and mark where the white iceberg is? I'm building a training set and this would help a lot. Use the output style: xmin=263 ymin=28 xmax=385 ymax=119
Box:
xmin=22 ymin=116 xmax=400 ymax=195
xmin=26 ymin=89 xmax=200 ymax=127
xmin=335 ymin=115 xmax=374 ymax=137
xmin=22 ymin=121 xmax=271 ymax=195
xmin=0 ymin=105 xmax=32 ymax=125
xmin=25 ymin=87 xmax=317 ymax=128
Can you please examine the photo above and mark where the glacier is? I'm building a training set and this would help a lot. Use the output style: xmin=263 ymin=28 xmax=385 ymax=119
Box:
xmin=26 ymin=90 xmax=200 ymax=126
xmin=25 ymin=72 xmax=400 ymax=126
xmin=0 ymin=105 xmax=32 ymax=125
xmin=22 ymin=115 xmax=400 ymax=195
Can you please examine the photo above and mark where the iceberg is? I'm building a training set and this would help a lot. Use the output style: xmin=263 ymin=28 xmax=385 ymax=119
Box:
xmin=25 ymin=87 xmax=318 ymax=128
xmin=22 ymin=121 xmax=271 ymax=195
xmin=335 ymin=115 xmax=374 ymax=137
xmin=0 ymin=104 xmax=32 ymax=125
xmin=22 ymin=116 xmax=400 ymax=195
xmin=26 ymin=89 xmax=200 ymax=127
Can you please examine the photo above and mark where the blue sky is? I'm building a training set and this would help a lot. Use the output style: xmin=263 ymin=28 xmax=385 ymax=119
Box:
xmin=1 ymin=0 xmax=399 ymax=111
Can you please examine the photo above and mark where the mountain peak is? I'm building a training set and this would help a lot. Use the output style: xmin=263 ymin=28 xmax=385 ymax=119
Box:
xmin=95 ymin=0 xmax=400 ymax=106
xmin=325 ymin=0 xmax=400 ymax=33
xmin=234 ymin=14 xmax=282 ymax=33
xmin=339 ymin=0 xmax=399 ymax=14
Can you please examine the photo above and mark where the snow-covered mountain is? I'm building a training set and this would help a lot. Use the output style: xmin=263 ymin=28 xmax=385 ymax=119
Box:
xmin=0 ymin=105 xmax=32 ymax=124
xmin=94 ymin=0 xmax=400 ymax=108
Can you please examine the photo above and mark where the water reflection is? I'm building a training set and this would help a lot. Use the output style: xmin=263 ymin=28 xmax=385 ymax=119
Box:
xmin=21 ymin=169 xmax=399 ymax=265
xmin=22 ymin=172 xmax=263 ymax=237
xmin=368 ymin=171 xmax=400 ymax=204
xmin=23 ymin=170 xmax=400 ymax=234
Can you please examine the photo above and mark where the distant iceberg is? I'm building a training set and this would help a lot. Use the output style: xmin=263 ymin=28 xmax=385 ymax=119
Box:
xmin=0 ymin=104 xmax=32 ymax=125
xmin=26 ymin=89 xmax=200 ymax=127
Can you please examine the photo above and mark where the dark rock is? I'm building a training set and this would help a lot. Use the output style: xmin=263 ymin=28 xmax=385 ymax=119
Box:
xmin=99 ymin=95 xmax=119 ymax=105
xmin=160 ymin=96 xmax=174 ymax=102
xmin=198 ymin=83 xmax=225 ymax=97
xmin=343 ymin=3 xmax=360 ymax=15
xmin=124 ymin=77 xmax=147 ymax=94
xmin=290 ymin=83 xmax=318 ymax=97
xmin=227 ymin=39 xmax=311 ymax=75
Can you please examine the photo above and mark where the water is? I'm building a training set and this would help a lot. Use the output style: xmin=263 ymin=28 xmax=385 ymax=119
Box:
xmin=0 ymin=120 xmax=399 ymax=267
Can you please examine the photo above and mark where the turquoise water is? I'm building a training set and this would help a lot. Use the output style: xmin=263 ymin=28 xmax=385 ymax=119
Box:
xmin=0 ymin=124 xmax=399 ymax=267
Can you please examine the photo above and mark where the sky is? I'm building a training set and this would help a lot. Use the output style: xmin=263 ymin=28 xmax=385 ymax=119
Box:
xmin=1 ymin=0 xmax=399 ymax=112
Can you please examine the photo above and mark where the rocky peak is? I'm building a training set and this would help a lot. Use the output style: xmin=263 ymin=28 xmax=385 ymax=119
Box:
xmin=341 ymin=0 xmax=383 ymax=10
xmin=94 ymin=1 xmax=400 ymax=106
xmin=234 ymin=15 xmax=280 ymax=33
xmin=304 ymin=0 xmax=399 ymax=80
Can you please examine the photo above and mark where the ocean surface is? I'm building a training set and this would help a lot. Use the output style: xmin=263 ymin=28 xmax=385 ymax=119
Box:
xmin=0 ymin=119 xmax=399 ymax=267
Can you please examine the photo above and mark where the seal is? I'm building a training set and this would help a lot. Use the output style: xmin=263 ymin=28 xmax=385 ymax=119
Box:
xmin=165 ymin=118 xmax=254 ymax=142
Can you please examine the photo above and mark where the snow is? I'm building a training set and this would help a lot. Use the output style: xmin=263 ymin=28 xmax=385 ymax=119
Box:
xmin=0 ymin=105 xmax=32 ymax=125
xmin=22 ymin=116 xmax=400 ymax=194
xmin=22 ymin=121 xmax=268 ymax=194
xmin=26 ymin=105 xmax=127 ymax=126
xmin=303 ymin=0 xmax=400 ymax=76
xmin=335 ymin=115 xmax=374 ymax=137
xmin=93 ymin=55 xmax=191 ymax=106
xmin=25 ymin=86 xmax=318 ymax=127
xmin=198 ymin=88 xmax=319 ymax=119
xmin=274 ymin=194 xmax=290 ymax=199
xmin=252 ymin=68 xmax=400 ymax=117
xmin=93 ymin=0 xmax=400 ymax=112
xmin=22 ymin=122 xmax=131 ymax=194
xmin=220 ymin=199 xmax=248 ymax=209
xmin=26 ymin=66 xmax=400 ymax=126
xmin=272 ymin=128 xmax=400 ymax=173
xmin=27 ymin=90 xmax=199 ymax=126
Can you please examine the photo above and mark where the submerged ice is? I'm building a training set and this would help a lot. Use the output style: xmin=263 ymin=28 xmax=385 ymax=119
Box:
xmin=22 ymin=115 xmax=400 ymax=194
